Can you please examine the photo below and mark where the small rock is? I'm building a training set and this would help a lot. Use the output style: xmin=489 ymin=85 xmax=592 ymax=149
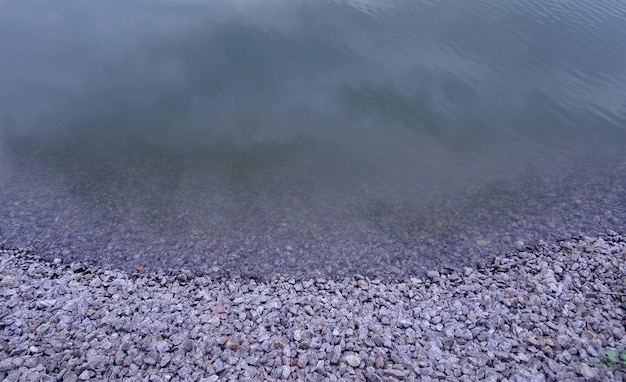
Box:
xmin=181 ymin=340 xmax=194 ymax=353
xmin=296 ymin=354 xmax=309 ymax=368
xmin=526 ymin=336 xmax=541 ymax=346
xmin=454 ymin=328 xmax=473 ymax=341
xmin=0 ymin=359 xmax=13 ymax=372
xmin=155 ymin=340 xmax=169 ymax=353
xmin=384 ymin=369 xmax=406 ymax=379
xmin=561 ymin=350 xmax=572 ymax=362
xmin=375 ymin=355 xmax=385 ymax=369
xmin=293 ymin=329 xmax=302 ymax=341
xmin=427 ymin=271 xmax=440 ymax=278
xmin=303 ymin=306 xmax=314 ymax=316
xmin=0 ymin=276 xmax=14 ymax=286
xmin=160 ymin=354 xmax=172 ymax=368
xmin=476 ymin=239 xmax=488 ymax=247
xmin=556 ymin=335 xmax=571 ymax=348
xmin=366 ymin=374 xmax=383 ymax=382
xmin=578 ymin=364 xmax=596 ymax=379
xmin=212 ymin=304 xmax=226 ymax=314
xmin=330 ymin=346 xmax=342 ymax=364
xmin=346 ymin=354 xmax=361 ymax=367
xmin=78 ymin=370 xmax=92 ymax=380
xmin=57 ymin=328 xmax=68 ymax=339
xmin=281 ymin=365 xmax=291 ymax=379
xmin=226 ymin=339 xmax=239 ymax=351
xmin=35 ymin=299 xmax=57 ymax=309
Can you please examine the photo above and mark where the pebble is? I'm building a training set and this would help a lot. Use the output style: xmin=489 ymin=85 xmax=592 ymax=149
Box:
xmin=0 ymin=276 xmax=14 ymax=286
xmin=293 ymin=329 xmax=302 ymax=341
xmin=384 ymin=368 xmax=407 ymax=378
xmin=426 ymin=271 xmax=440 ymax=278
xmin=78 ymin=370 xmax=91 ymax=380
xmin=345 ymin=354 xmax=361 ymax=367
xmin=155 ymin=340 xmax=169 ymax=353
xmin=375 ymin=355 xmax=385 ymax=369
xmin=0 ymin=234 xmax=624 ymax=381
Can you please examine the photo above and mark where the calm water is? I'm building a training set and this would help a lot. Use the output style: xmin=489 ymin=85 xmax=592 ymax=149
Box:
xmin=1 ymin=0 xmax=625 ymax=277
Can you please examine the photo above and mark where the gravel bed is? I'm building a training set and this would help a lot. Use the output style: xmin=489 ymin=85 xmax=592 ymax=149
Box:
xmin=1 ymin=233 xmax=625 ymax=381
xmin=1 ymin=134 xmax=626 ymax=280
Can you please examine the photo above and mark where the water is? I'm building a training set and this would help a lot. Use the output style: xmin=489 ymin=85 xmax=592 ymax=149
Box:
xmin=1 ymin=0 xmax=625 ymax=278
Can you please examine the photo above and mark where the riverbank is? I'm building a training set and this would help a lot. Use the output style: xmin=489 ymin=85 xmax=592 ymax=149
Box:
xmin=1 ymin=233 xmax=625 ymax=381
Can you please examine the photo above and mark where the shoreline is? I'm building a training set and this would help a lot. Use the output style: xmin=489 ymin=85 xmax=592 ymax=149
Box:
xmin=1 ymin=233 xmax=625 ymax=381
xmin=2 ymin=136 xmax=625 ymax=281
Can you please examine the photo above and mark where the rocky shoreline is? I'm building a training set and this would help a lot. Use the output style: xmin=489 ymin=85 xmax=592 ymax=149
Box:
xmin=1 ymin=233 xmax=625 ymax=381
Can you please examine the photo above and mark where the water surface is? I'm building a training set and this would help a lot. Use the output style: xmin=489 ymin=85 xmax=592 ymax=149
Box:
xmin=1 ymin=0 xmax=625 ymax=278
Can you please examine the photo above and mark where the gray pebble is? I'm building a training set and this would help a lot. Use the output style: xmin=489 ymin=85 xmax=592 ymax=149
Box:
xmin=0 ymin=276 xmax=14 ymax=286
xmin=78 ymin=370 xmax=91 ymax=380
xmin=345 ymin=354 xmax=361 ymax=367
xmin=427 ymin=271 xmax=440 ymax=278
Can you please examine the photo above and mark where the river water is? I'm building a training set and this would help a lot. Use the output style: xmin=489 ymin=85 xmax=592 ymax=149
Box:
xmin=1 ymin=0 xmax=625 ymax=278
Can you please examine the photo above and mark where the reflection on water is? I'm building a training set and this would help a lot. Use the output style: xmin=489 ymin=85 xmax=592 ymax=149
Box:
xmin=0 ymin=0 xmax=625 ymax=277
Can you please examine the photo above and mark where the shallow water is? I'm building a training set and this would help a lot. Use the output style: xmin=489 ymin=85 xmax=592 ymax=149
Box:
xmin=1 ymin=0 xmax=625 ymax=278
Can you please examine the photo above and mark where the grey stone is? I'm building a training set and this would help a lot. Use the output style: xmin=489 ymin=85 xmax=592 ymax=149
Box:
xmin=293 ymin=329 xmax=302 ymax=341
xmin=345 ymin=354 xmax=361 ymax=367
xmin=454 ymin=328 xmax=473 ymax=341
xmin=365 ymin=373 xmax=383 ymax=382
xmin=578 ymin=364 xmax=596 ymax=380
xmin=78 ymin=370 xmax=91 ymax=380
xmin=181 ymin=340 xmax=194 ymax=353
xmin=427 ymin=271 xmax=440 ymax=278
xmin=35 ymin=299 xmax=58 ymax=309
xmin=155 ymin=340 xmax=169 ymax=353
xmin=160 ymin=354 xmax=173 ymax=368
xmin=384 ymin=368 xmax=407 ymax=379
xmin=0 ymin=276 xmax=14 ymax=286
xmin=330 ymin=346 xmax=342 ymax=364
xmin=61 ymin=370 xmax=78 ymax=382
xmin=281 ymin=365 xmax=291 ymax=379
xmin=0 ymin=359 xmax=13 ymax=372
